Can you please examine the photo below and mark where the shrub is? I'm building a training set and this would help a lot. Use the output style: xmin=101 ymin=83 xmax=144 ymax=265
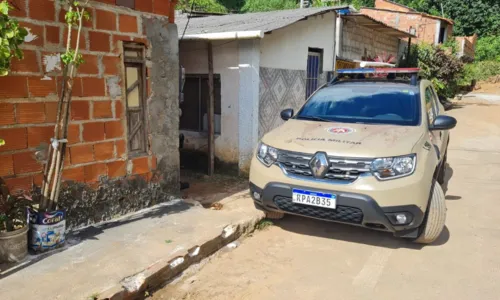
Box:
xmin=459 ymin=61 xmax=500 ymax=85
xmin=475 ymin=36 xmax=500 ymax=62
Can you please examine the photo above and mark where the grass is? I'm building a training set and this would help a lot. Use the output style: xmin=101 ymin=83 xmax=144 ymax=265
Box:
xmin=88 ymin=293 xmax=99 ymax=300
xmin=256 ymin=219 xmax=274 ymax=230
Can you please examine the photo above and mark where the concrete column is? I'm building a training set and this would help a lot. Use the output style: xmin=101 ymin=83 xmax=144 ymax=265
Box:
xmin=434 ymin=20 xmax=441 ymax=45
xmin=238 ymin=39 xmax=260 ymax=174
xmin=335 ymin=15 xmax=343 ymax=59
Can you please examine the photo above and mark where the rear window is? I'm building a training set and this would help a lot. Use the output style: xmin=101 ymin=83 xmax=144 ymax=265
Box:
xmin=296 ymin=83 xmax=420 ymax=126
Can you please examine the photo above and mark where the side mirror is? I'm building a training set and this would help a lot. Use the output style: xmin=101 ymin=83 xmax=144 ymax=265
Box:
xmin=430 ymin=115 xmax=457 ymax=131
xmin=280 ymin=109 xmax=294 ymax=121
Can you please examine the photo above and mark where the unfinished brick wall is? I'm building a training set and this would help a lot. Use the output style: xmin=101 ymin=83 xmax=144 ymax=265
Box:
xmin=361 ymin=8 xmax=441 ymax=45
xmin=341 ymin=19 xmax=400 ymax=62
xmin=0 ymin=0 xmax=179 ymax=227
xmin=374 ymin=0 xmax=413 ymax=12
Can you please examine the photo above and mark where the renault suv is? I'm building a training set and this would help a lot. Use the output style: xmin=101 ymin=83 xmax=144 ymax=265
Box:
xmin=249 ymin=69 xmax=457 ymax=244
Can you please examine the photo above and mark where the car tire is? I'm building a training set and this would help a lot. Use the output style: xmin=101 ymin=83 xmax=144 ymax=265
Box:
xmin=415 ymin=183 xmax=447 ymax=244
xmin=265 ymin=211 xmax=285 ymax=220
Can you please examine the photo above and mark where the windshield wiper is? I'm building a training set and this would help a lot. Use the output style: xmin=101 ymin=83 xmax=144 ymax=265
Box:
xmin=296 ymin=116 xmax=332 ymax=122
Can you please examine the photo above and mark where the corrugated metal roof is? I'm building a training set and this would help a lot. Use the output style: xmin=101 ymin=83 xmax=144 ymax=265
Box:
xmin=177 ymin=7 xmax=349 ymax=37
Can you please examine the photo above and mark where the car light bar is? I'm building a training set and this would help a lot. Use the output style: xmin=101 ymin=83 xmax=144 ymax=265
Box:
xmin=337 ymin=68 xmax=420 ymax=74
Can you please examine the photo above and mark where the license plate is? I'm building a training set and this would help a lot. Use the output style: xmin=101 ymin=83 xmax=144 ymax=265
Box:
xmin=292 ymin=189 xmax=336 ymax=209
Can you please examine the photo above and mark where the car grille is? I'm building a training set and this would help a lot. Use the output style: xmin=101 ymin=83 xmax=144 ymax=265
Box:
xmin=273 ymin=196 xmax=363 ymax=224
xmin=277 ymin=150 xmax=373 ymax=183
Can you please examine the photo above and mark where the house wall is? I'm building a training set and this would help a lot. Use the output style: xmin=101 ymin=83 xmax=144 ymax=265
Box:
xmin=0 ymin=0 xmax=179 ymax=229
xmin=259 ymin=12 xmax=335 ymax=137
xmin=179 ymin=40 xmax=240 ymax=165
xmin=341 ymin=18 xmax=400 ymax=61
xmin=361 ymin=8 xmax=442 ymax=45
xmin=375 ymin=0 xmax=413 ymax=12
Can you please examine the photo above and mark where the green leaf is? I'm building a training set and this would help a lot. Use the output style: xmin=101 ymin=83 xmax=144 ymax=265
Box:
xmin=0 ymin=138 xmax=4 ymax=146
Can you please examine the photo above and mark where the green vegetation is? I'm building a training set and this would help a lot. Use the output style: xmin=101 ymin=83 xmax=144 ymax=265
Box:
xmin=256 ymin=219 xmax=274 ymax=230
xmin=0 ymin=0 xmax=27 ymax=76
xmin=475 ymin=36 xmax=500 ymax=62
xmin=459 ymin=61 xmax=500 ymax=86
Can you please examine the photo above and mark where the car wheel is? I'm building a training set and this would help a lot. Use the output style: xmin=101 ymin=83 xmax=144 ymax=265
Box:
xmin=437 ymin=151 xmax=447 ymax=185
xmin=265 ymin=211 xmax=285 ymax=220
xmin=414 ymin=183 xmax=447 ymax=244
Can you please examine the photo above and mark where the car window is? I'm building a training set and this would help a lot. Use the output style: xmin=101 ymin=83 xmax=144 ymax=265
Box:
xmin=296 ymin=83 xmax=420 ymax=126
xmin=430 ymin=87 xmax=440 ymax=114
xmin=425 ymin=87 xmax=437 ymax=124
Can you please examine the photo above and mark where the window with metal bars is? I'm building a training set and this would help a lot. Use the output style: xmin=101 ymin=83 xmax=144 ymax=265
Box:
xmin=180 ymin=74 xmax=222 ymax=134
xmin=123 ymin=43 xmax=147 ymax=156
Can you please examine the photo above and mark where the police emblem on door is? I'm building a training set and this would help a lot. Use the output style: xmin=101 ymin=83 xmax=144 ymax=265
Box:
xmin=309 ymin=152 xmax=329 ymax=178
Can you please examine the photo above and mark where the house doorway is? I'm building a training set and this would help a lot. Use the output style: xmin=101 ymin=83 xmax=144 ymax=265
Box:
xmin=306 ymin=48 xmax=323 ymax=99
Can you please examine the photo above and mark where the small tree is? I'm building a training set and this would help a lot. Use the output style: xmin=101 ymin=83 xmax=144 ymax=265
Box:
xmin=40 ymin=0 xmax=90 ymax=211
xmin=0 ymin=0 xmax=27 ymax=76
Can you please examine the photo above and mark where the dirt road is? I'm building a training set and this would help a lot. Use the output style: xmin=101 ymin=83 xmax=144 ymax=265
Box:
xmin=153 ymin=99 xmax=500 ymax=300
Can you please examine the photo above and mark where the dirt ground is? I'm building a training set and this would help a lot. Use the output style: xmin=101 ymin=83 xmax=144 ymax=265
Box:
xmin=153 ymin=97 xmax=500 ymax=300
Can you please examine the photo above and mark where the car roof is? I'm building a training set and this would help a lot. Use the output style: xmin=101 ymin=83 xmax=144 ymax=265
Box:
xmin=325 ymin=79 xmax=421 ymax=93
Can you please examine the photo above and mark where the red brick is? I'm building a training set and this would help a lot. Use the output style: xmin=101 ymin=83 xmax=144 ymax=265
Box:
xmin=103 ymin=56 xmax=121 ymax=75
xmin=89 ymin=31 xmax=111 ymax=52
xmin=5 ymin=176 xmax=32 ymax=194
xmin=112 ymin=34 xmax=132 ymax=48
xmin=95 ymin=9 xmax=117 ymax=31
xmin=62 ymin=166 xmax=85 ymax=182
xmin=133 ymin=37 xmax=149 ymax=46
xmin=13 ymin=151 xmax=42 ymax=174
xmin=28 ymin=76 xmax=57 ymax=97
xmin=71 ymin=77 xmax=84 ymax=97
xmin=17 ymin=102 xmax=45 ymax=124
xmin=78 ymin=54 xmax=99 ymax=75
xmin=153 ymin=0 xmax=170 ymax=16
xmin=8 ymin=0 xmax=27 ymax=17
xmin=93 ymin=101 xmax=113 ymax=119
xmin=27 ymin=126 xmax=54 ymax=148
xmin=136 ymin=0 xmax=153 ymax=13
xmin=64 ymin=147 xmax=71 ymax=166
xmin=0 ymin=128 xmax=27 ymax=151
xmin=18 ymin=22 xmax=44 ymax=47
xmin=45 ymin=102 xmax=59 ymax=123
xmin=105 ymin=120 xmax=124 ymax=139
xmin=33 ymin=173 xmax=44 ymax=186
xmin=11 ymin=50 xmax=39 ymax=73
xmin=82 ymin=77 xmax=106 ymax=97
xmin=115 ymin=139 xmax=126 ymax=158
xmin=94 ymin=141 xmax=114 ymax=161
xmin=115 ymin=100 xmax=124 ymax=119
xmin=30 ymin=0 xmax=55 ymax=21
xmin=63 ymin=28 xmax=86 ymax=51
xmin=95 ymin=0 xmax=115 ymax=4
xmin=84 ymin=163 xmax=107 ymax=182
xmin=68 ymin=123 xmax=81 ymax=145
xmin=119 ymin=15 xmax=138 ymax=33
xmin=0 ymin=103 xmax=15 ymax=125
xmin=0 ymin=76 xmax=28 ymax=98
xmin=0 ymin=154 xmax=14 ymax=177
xmin=107 ymin=160 xmax=126 ymax=178
xmin=45 ymin=25 xmax=61 ymax=45
xmin=83 ymin=122 xmax=105 ymax=142
xmin=71 ymin=101 xmax=90 ymax=121
xmin=132 ymin=156 xmax=149 ymax=174
xmin=70 ymin=144 xmax=94 ymax=164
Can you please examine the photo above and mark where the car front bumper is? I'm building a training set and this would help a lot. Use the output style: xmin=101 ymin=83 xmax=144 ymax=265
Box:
xmin=250 ymin=181 xmax=425 ymax=238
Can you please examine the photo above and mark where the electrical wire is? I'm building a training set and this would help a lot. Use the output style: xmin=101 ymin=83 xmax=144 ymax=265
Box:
xmin=180 ymin=1 xmax=195 ymax=40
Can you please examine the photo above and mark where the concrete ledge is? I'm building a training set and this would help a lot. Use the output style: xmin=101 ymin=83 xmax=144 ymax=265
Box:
xmin=0 ymin=191 xmax=265 ymax=300
xmin=100 ymin=201 xmax=264 ymax=300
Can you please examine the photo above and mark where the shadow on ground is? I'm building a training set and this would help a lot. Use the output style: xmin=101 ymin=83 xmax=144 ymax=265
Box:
xmin=0 ymin=200 xmax=193 ymax=279
xmin=275 ymin=215 xmax=450 ymax=251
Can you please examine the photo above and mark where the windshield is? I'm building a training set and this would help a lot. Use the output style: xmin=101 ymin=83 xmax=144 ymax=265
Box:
xmin=296 ymin=82 xmax=420 ymax=126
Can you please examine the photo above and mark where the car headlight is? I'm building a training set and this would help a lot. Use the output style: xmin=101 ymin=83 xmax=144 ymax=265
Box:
xmin=371 ymin=154 xmax=416 ymax=180
xmin=256 ymin=143 xmax=278 ymax=167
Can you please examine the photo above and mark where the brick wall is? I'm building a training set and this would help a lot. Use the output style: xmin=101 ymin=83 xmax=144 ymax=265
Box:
xmin=0 ymin=0 xmax=174 ymax=195
xmin=374 ymin=0 xmax=413 ymax=12
xmin=361 ymin=8 xmax=440 ymax=45
xmin=341 ymin=19 xmax=400 ymax=62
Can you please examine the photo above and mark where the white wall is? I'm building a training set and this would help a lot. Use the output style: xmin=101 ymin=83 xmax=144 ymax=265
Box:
xmin=179 ymin=40 xmax=240 ymax=163
xmin=260 ymin=12 xmax=337 ymax=71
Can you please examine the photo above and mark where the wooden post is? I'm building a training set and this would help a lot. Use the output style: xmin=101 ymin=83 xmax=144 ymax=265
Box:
xmin=207 ymin=41 xmax=215 ymax=176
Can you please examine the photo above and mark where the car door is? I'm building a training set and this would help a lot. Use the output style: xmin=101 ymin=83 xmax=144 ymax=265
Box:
xmin=430 ymin=86 xmax=449 ymax=152
xmin=424 ymin=84 xmax=443 ymax=162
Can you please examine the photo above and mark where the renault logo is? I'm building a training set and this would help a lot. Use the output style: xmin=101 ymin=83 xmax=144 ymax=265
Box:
xmin=309 ymin=152 xmax=329 ymax=178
